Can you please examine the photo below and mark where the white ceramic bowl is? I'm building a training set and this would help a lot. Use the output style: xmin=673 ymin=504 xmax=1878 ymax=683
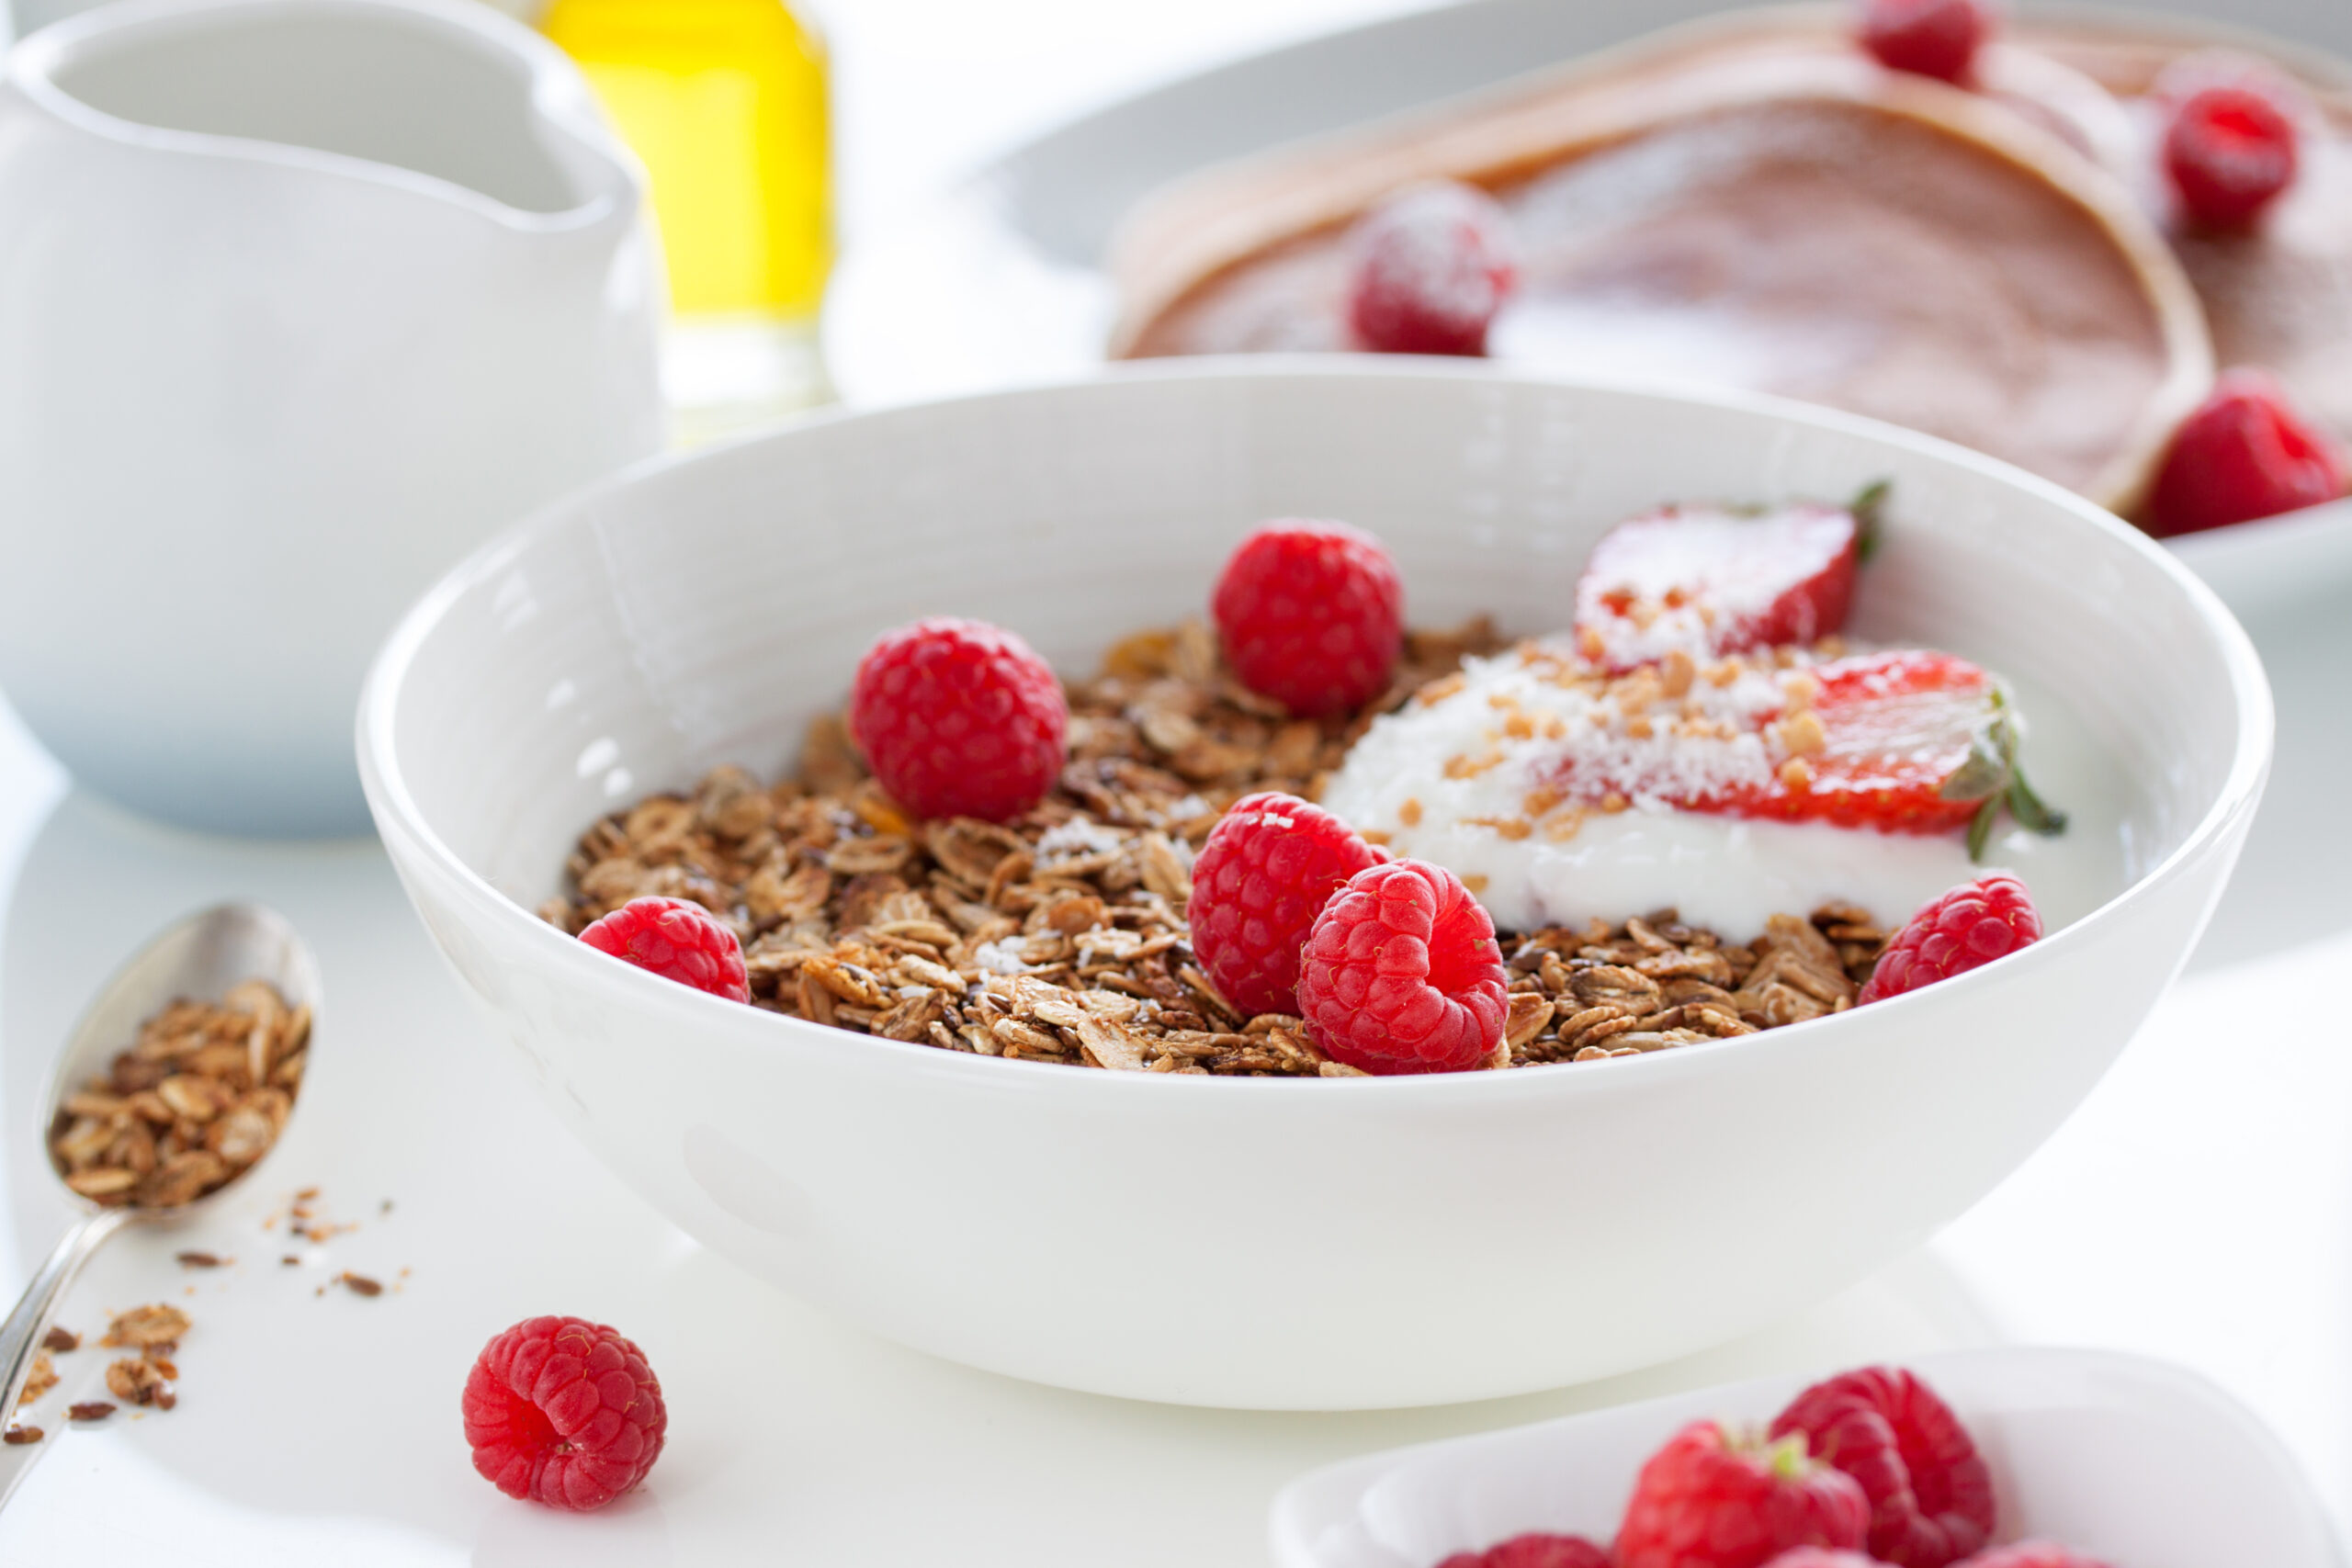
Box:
xmin=358 ymin=362 xmax=2269 ymax=1410
xmin=1271 ymin=1347 xmax=2345 ymax=1568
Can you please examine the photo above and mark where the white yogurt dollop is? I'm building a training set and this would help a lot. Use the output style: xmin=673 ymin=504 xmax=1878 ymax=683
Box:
xmin=1319 ymin=641 xmax=1985 ymax=937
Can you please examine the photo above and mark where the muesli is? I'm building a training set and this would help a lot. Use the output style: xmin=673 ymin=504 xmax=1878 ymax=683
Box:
xmin=47 ymin=982 xmax=309 ymax=1206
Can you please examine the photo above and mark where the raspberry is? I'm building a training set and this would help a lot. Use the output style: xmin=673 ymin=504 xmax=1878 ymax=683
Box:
xmin=1762 ymin=1554 xmax=1884 ymax=1568
xmin=1958 ymin=1546 xmax=2112 ymax=1568
xmin=1857 ymin=0 xmax=1996 ymax=85
xmin=847 ymin=617 xmax=1069 ymax=822
xmin=1212 ymin=520 xmax=1404 ymax=716
xmin=579 ymin=896 xmax=749 ymax=1004
xmin=1617 ymin=1421 xmax=1871 ymax=1568
xmin=2144 ymin=367 xmax=2348 ymax=536
xmin=1770 ymin=1367 xmax=1996 ymax=1568
xmin=462 ymin=1316 xmax=666 ymax=1512
xmin=1440 ymin=1534 xmax=1615 ymax=1568
xmin=1346 ymin=180 xmax=1520 ymax=355
xmin=2163 ymin=85 xmax=2299 ymax=229
xmin=1190 ymin=792 xmax=1386 ymax=1017
xmin=1857 ymin=875 xmax=2041 ymax=1004
xmin=1297 ymin=859 xmax=1509 ymax=1075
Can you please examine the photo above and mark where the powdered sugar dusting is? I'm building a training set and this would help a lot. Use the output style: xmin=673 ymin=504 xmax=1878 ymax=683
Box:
xmin=1326 ymin=639 xmax=1799 ymax=816
xmin=1351 ymin=182 xmax=1518 ymax=337
xmin=1035 ymin=815 xmax=1127 ymax=862
xmin=1577 ymin=502 xmax=1853 ymax=669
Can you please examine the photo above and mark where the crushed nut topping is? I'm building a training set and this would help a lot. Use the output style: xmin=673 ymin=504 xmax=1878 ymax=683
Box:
xmin=544 ymin=620 xmax=1884 ymax=1075
xmin=48 ymin=982 xmax=307 ymax=1208
xmin=66 ymin=1403 xmax=114 ymax=1423
xmin=40 ymin=1327 xmax=78 ymax=1355
xmin=3 ymin=1426 xmax=40 ymax=1445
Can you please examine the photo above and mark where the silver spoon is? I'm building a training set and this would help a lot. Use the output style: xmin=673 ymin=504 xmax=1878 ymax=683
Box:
xmin=0 ymin=904 xmax=321 ymax=1426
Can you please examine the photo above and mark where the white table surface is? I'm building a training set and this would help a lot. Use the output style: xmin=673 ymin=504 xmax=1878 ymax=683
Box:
xmin=0 ymin=1 xmax=2347 ymax=1561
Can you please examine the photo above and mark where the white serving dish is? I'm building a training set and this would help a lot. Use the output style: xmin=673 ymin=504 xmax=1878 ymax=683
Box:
xmin=1271 ymin=1347 xmax=2347 ymax=1568
xmin=823 ymin=0 xmax=2352 ymax=612
xmin=357 ymin=361 xmax=2268 ymax=1410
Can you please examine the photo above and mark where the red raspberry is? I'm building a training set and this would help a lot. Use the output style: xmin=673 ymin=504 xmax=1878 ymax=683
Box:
xmin=1617 ymin=1421 xmax=1870 ymax=1568
xmin=1857 ymin=0 xmax=1996 ymax=85
xmin=1770 ymin=1368 xmax=1996 ymax=1568
xmin=462 ymin=1316 xmax=666 ymax=1512
xmin=1440 ymin=1534 xmax=1615 ymax=1568
xmin=1346 ymin=181 xmax=1520 ymax=355
xmin=1762 ymin=1554 xmax=1883 ymax=1568
xmin=1858 ymin=875 xmax=2041 ymax=1004
xmin=848 ymin=617 xmax=1069 ymax=822
xmin=1297 ymin=859 xmax=1509 ymax=1075
xmin=1958 ymin=1547 xmax=2110 ymax=1568
xmin=1190 ymin=792 xmax=1386 ymax=1017
xmin=579 ymin=896 xmax=749 ymax=1004
xmin=1212 ymin=520 xmax=1404 ymax=716
xmin=2144 ymin=367 xmax=2348 ymax=536
xmin=2163 ymin=85 xmax=2299 ymax=228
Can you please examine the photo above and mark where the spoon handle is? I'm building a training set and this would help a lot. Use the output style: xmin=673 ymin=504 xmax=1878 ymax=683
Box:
xmin=0 ymin=1209 xmax=136 ymax=1424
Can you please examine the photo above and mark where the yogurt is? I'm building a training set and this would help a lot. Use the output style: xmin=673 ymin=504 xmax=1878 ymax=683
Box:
xmin=1320 ymin=639 xmax=1989 ymax=936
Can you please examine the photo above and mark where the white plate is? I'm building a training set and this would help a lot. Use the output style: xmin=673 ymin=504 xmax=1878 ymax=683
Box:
xmin=1270 ymin=1347 xmax=2347 ymax=1568
xmin=823 ymin=0 xmax=2352 ymax=612
xmin=824 ymin=0 xmax=2352 ymax=971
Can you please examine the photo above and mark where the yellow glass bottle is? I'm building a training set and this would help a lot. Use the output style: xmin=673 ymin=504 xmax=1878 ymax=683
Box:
xmin=539 ymin=0 xmax=831 ymax=437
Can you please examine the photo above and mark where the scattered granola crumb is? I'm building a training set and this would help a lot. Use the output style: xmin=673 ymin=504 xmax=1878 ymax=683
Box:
xmin=379 ymin=1199 xmax=394 ymax=1216
xmin=66 ymin=1403 xmax=115 ymax=1423
xmin=46 ymin=981 xmax=307 ymax=1209
xmin=3 ymin=1426 xmax=40 ymax=1445
xmin=101 ymin=1303 xmax=188 ymax=1351
xmin=281 ymin=1255 xmax=301 ymax=1267
xmin=339 ymin=1272 xmax=384 ymax=1299
xmin=17 ymin=1353 xmax=57 ymax=1406
xmin=175 ymin=1251 xmax=225 ymax=1269
xmin=40 ymin=1327 xmax=78 ymax=1354
xmin=106 ymin=1358 xmax=172 ymax=1408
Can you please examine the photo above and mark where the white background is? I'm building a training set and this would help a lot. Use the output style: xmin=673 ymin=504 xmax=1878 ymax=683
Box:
xmin=0 ymin=1 xmax=2343 ymax=1562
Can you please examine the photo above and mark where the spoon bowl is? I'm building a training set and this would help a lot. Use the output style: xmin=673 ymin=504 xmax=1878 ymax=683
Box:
xmin=0 ymin=903 xmax=320 ymax=1433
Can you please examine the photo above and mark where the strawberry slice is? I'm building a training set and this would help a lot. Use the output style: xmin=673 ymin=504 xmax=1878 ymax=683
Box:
xmin=1534 ymin=648 xmax=2064 ymax=858
xmin=1706 ymin=651 xmax=2064 ymax=855
xmin=1575 ymin=492 xmax=1876 ymax=672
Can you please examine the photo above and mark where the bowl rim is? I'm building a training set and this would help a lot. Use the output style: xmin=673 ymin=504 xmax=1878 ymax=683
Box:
xmin=356 ymin=356 xmax=2275 ymax=1098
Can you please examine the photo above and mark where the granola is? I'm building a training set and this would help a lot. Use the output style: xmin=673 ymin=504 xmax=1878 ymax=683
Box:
xmin=105 ymin=1357 xmax=175 ymax=1410
xmin=544 ymin=621 xmax=1884 ymax=1074
xmin=101 ymin=1303 xmax=189 ymax=1352
xmin=7 ymin=1305 xmax=193 ymax=1441
xmin=16 ymin=1354 xmax=56 ymax=1408
xmin=47 ymin=982 xmax=307 ymax=1208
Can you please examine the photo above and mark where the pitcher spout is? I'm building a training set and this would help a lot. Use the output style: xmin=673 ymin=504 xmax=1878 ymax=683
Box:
xmin=10 ymin=0 xmax=645 ymax=234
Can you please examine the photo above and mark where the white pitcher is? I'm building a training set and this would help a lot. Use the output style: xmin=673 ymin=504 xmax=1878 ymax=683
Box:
xmin=0 ymin=0 xmax=663 ymax=836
